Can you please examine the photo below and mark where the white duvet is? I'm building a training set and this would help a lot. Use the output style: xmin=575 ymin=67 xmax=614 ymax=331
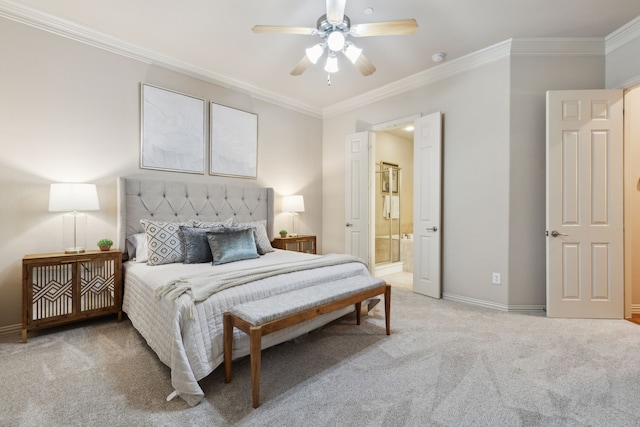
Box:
xmin=122 ymin=249 xmax=370 ymax=406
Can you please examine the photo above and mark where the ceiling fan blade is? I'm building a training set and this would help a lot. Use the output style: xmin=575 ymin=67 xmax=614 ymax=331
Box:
xmin=354 ymin=53 xmax=376 ymax=76
xmin=351 ymin=19 xmax=418 ymax=37
xmin=326 ymin=0 xmax=346 ymax=24
xmin=252 ymin=25 xmax=316 ymax=35
xmin=290 ymin=56 xmax=312 ymax=76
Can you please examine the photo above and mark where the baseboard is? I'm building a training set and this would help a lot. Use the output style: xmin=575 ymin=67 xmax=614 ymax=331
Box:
xmin=443 ymin=293 xmax=545 ymax=313
xmin=631 ymin=304 xmax=640 ymax=315
xmin=0 ymin=323 xmax=21 ymax=336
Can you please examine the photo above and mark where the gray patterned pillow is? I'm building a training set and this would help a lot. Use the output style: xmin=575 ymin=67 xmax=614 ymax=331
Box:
xmin=236 ymin=220 xmax=274 ymax=255
xmin=206 ymin=227 xmax=259 ymax=265
xmin=179 ymin=225 xmax=224 ymax=264
xmin=140 ymin=219 xmax=186 ymax=266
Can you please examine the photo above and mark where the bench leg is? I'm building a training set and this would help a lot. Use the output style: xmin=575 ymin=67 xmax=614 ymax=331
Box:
xmin=384 ymin=285 xmax=391 ymax=335
xmin=224 ymin=313 xmax=233 ymax=383
xmin=355 ymin=301 xmax=361 ymax=325
xmin=250 ymin=326 xmax=262 ymax=408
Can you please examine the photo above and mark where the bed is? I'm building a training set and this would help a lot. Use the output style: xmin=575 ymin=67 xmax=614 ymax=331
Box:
xmin=117 ymin=177 xmax=374 ymax=406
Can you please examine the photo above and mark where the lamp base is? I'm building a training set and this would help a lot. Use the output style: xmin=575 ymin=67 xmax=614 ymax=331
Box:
xmin=64 ymin=248 xmax=86 ymax=254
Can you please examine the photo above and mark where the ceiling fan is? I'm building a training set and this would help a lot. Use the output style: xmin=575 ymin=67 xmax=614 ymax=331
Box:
xmin=252 ymin=0 xmax=418 ymax=78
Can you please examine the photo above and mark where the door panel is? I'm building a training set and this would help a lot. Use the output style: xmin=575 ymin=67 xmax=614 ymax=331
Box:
xmin=546 ymin=89 xmax=623 ymax=318
xmin=413 ymin=112 xmax=442 ymax=298
xmin=345 ymin=131 xmax=372 ymax=265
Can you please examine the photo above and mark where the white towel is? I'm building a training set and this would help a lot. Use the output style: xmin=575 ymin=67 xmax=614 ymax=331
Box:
xmin=382 ymin=195 xmax=400 ymax=219
xmin=382 ymin=195 xmax=391 ymax=218
xmin=390 ymin=196 xmax=400 ymax=219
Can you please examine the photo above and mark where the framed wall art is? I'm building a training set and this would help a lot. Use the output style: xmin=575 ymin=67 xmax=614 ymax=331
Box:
xmin=210 ymin=102 xmax=258 ymax=179
xmin=381 ymin=161 xmax=399 ymax=193
xmin=140 ymin=83 xmax=205 ymax=174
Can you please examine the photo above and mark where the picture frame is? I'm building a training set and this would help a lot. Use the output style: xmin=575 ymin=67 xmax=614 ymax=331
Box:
xmin=140 ymin=83 xmax=205 ymax=174
xmin=210 ymin=102 xmax=258 ymax=179
xmin=381 ymin=162 xmax=399 ymax=193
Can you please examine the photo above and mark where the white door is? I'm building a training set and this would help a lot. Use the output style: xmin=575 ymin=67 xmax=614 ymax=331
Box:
xmin=546 ymin=90 xmax=623 ymax=318
xmin=345 ymin=131 xmax=373 ymax=266
xmin=413 ymin=112 xmax=443 ymax=298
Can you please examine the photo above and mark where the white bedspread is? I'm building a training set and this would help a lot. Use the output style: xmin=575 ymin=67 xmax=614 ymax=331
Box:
xmin=122 ymin=250 xmax=370 ymax=406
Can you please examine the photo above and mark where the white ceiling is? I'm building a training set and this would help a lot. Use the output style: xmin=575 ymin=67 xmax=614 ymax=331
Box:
xmin=6 ymin=0 xmax=640 ymax=113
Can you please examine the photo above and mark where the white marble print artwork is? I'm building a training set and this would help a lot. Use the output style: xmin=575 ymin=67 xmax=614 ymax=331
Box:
xmin=210 ymin=103 xmax=257 ymax=178
xmin=141 ymin=84 xmax=205 ymax=173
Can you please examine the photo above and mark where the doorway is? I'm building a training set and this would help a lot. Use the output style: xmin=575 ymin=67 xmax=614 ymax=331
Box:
xmin=624 ymin=85 xmax=640 ymax=319
xmin=372 ymin=126 xmax=414 ymax=290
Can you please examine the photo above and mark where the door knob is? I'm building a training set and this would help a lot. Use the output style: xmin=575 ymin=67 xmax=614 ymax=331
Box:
xmin=426 ymin=226 xmax=438 ymax=232
xmin=550 ymin=230 xmax=567 ymax=237
xmin=345 ymin=223 xmax=353 ymax=227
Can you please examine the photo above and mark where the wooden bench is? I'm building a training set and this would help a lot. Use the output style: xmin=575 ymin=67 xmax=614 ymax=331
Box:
xmin=223 ymin=276 xmax=391 ymax=408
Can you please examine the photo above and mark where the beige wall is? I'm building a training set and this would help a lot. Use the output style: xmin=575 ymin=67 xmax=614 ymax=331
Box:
xmin=508 ymin=55 xmax=605 ymax=307
xmin=323 ymin=59 xmax=513 ymax=306
xmin=0 ymin=18 xmax=323 ymax=329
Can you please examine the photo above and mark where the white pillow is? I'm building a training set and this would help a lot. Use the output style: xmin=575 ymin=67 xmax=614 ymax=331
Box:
xmin=126 ymin=232 xmax=148 ymax=263
xmin=140 ymin=219 xmax=186 ymax=266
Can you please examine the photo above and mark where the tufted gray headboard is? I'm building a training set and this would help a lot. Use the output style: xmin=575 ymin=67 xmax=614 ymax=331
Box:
xmin=116 ymin=177 xmax=274 ymax=255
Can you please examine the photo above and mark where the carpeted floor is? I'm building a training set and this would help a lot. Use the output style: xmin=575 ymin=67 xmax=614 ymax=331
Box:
xmin=2 ymin=287 xmax=640 ymax=426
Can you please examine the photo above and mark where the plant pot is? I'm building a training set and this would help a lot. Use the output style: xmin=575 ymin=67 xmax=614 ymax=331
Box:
xmin=99 ymin=246 xmax=111 ymax=251
xmin=279 ymin=234 xmax=287 ymax=238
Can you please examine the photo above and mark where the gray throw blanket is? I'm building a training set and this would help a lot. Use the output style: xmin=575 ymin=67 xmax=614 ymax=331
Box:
xmin=155 ymin=254 xmax=366 ymax=319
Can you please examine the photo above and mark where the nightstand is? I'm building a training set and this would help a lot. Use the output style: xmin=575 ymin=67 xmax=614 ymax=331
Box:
xmin=271 ymin=235 xmax=316 ymax=254
xmin=22 ymin=249 xmax=122 ymax=343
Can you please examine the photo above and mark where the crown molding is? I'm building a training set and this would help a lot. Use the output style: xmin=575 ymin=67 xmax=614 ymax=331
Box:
xmin=0 ymin=0 xmax=322 ymax=118
xmin=322 ymin=39 xmax=512 ymax=118
xmin=323 ymin=37 xmax=609 ymax=118
xmin=606 ymin=15 xmax=640 ymax=55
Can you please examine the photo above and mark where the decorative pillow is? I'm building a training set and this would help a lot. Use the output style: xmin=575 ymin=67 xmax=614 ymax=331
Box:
xmin=206 ymin=227 xmax=259 ymax=265
xmin=192 ymin=218 xmax=234 ymax=228
xmin=140 ymin=219 xmax=186 ymax=266
xmin=126 ymin=232 xmax=148 ymax=263
xmin=236 ymin=220 xmax=274 ymax=255
xmin=179 ymin=225 xmax=224 ymax=264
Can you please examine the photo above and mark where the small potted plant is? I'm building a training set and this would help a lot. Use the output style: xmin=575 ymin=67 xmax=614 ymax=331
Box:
xmin=279 ymin=230 xmax=288 ymax=238
xmin=97 ymin=238 xmax=113 ymax=251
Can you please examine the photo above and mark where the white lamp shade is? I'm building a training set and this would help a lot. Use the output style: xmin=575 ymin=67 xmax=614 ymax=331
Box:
xmin=49 ymin=183 xmax=100 ymax=212
xmin=324 ymin=54 xmax=339 ymax=73
xmin=282 ymin=195 xmax=305 ymax=213
xmin=305 ymin=43 xmax=325 ymax=64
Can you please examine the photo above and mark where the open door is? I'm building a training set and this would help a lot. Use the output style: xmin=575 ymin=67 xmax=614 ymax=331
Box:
xmin=546 ymin=90 xmax=623 ymax=318
xmin=345 ymin=131 xmax=374 ymax=266
xmin=413 ymin=112 xmax=443 ymax=298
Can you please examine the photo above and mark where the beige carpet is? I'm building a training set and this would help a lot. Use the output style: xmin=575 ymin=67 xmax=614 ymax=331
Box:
xmin=2 ymin=287 xmax=640 ymax=426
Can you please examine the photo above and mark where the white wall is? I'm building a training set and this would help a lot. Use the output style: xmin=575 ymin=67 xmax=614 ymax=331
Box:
xmin=323 ymin=58 xmax=512 ymax=306
xmin=0 ymin=18 xmax=323 ymax=329
xmin=508 ymin=55 xmax=605 ymax=307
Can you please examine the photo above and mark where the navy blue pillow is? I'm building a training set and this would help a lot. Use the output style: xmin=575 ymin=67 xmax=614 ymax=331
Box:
xmin=206 ymin=227 xmax=259 ymax=265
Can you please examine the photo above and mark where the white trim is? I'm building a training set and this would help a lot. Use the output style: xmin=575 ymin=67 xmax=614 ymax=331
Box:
xmin=0 ymin=0 xmax=322 ymax=118
xmin=612 ymin=74 xmax=640 ymax=90
xmin=631 ymin=304 xmax=640 ymax=315
xmin=0 ymin=323 xmax=21 ymax=336
xmin=443 ymin=293 xmax=545 ymax=313
xmin=606 ymin=15 xmax=640 ymax=55
xmin=323 ymin=39 xmax=512 ymax=118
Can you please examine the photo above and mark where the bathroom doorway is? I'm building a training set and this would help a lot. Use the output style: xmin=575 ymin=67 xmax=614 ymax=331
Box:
xmin=373 ymin=124 xmax=414 ymax=289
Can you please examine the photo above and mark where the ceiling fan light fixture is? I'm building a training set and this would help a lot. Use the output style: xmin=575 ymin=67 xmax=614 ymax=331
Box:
xmin=343 ymin=42 xmax=362 ymax=64
xmin=305 ymin=43 xmax=325 ymax=64
xmin=324 ymin=53 xmax=339 ymax=73
xmin=327 ymin=31 xmax=346 ymax=51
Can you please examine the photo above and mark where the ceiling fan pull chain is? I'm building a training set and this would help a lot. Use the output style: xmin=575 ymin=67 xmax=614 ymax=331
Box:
xmin=327 ymin=73 xmax=332 ymax=86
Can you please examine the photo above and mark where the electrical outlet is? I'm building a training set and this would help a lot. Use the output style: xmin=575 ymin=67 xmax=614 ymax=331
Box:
xmin=492 ymin=272 xmax=501 ymax=285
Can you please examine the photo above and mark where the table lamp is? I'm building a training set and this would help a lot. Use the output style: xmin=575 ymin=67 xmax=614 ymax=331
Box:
xmin=49 ymin=183 xmax=100 ymax=253
xmin=282 ymin=195 xmax=305 ymax=237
